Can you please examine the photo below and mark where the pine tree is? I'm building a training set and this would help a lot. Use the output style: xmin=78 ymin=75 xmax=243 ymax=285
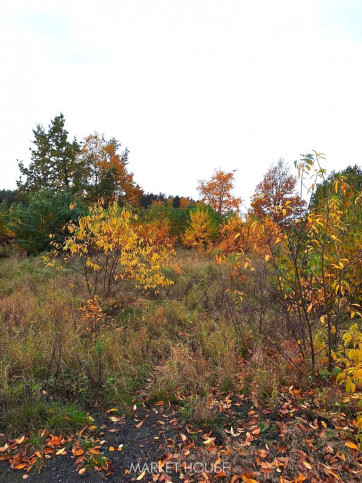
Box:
xmin=17 ymin=113 xmax=80 ymax=195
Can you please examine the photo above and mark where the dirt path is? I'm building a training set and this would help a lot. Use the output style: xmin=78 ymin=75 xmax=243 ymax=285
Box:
xmin=0 ymin=405 xmax=184 ymax=483
xmin=0 ymin=396 xmax=361 ymax=482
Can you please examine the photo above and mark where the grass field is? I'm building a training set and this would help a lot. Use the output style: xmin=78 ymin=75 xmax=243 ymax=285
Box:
xmin=0 ymin=248 xmax=360 ymax=481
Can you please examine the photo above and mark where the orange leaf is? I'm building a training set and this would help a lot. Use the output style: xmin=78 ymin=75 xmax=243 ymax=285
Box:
xmin=345 ymin=441 xmax=359 ymax=450
xmin=216 ymin=471 xmax=227 ymax=478
xmin=294 ymin=475 xmax=307 ymax=483
xmin=242 ymin=475 xmax=259 ymax=483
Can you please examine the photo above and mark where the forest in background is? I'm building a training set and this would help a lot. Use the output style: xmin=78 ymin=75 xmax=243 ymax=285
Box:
xmin=0 ymin=114 xmax=361 ymax=482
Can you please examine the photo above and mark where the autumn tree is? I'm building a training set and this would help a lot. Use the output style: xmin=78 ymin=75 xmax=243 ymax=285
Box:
xmin=183 ymin=206 xmax=217 ymax=251
xmin=231 ymin=153 xmax=362 ymax=378
xmin=179 ymin=197 xmax=191 ymax=209
xmin=217 ymin=214 xmax=280 ymax=255
xmin=74 ymin=133 xmax=143 ymax=205
xmin=198 ymin=170 xmax=241 ymax=214
xmin=17 ymin=113 xmax=81 ymax=195
xmin=45 ymin=201 xmax=174 ymax=300
xmin=250 ymin=159 xmax=305 ymax=225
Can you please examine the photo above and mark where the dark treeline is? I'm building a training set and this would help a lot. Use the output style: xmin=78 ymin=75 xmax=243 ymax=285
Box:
xmin=0 ymin=189 xmax=195 ymax=209
xmin=140 ymin=193 xmax=196 ymax=208
xmin=0 ymin=190 xmax=18 ymax=206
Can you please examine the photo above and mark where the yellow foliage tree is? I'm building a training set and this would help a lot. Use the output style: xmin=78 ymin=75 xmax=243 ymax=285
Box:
xmin=183 ymin=207 xmax=215 ymax=251
xmin=334 ymin=323 xmax=362 ymax=446
xmin=46 ymin=200 xmax=174 ymax=299
xmin=221 ymin=152 xmax=361 ymax=378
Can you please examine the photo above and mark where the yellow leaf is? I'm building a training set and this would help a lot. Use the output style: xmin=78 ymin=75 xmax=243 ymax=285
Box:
xmin=354 ymin=368 xmax=362 ymax=382
xmin=345 ymin=441 xmax=359 ymax=450
xmin=345 ymin=376 xmax=356 ymax=394
xmin=137 ymin=470 xmax=146 ymax=480
xmin=203 ymin=437 xmax=216 ymax=445
xmin=15 ymin=435 xmax=25 ymax=445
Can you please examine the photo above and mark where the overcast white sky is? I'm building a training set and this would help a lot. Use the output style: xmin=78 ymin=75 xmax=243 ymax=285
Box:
xmin=1 ymin=0 xmax=361 ymax=205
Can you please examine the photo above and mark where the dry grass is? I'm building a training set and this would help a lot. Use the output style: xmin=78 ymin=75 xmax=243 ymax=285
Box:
xmin=0 ymin=250 xmax=309 ymax=433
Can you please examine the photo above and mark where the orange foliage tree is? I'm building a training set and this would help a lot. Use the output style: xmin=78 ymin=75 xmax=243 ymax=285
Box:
xmin=137 ymin=202 xmax=175 ymax=247
xmin=250 ymin=159 xmax=305 ymax=226
xmin=137 ymin=218 xmax=174 ymax=247
xmin=179 ymin=197 xmax=191 ymax=209
xmin=217 ymin=214 xmax=281 ymax=256
xmin=217 ymin=215 xmax=245 ymax=254
xmin=75 ymin=133 xmax=143 ymax=205
xmin=198 ymin=170 xmax=241 ymax=214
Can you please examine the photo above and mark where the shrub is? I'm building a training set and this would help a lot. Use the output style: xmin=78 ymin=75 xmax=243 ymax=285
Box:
xmin=9 ymin=191 xmax=87 ymax=254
